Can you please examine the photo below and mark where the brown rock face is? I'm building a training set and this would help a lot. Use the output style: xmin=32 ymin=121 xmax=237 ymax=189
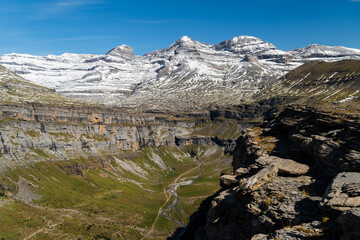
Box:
xmin=220 ymin=174 xmax=239 ymax=188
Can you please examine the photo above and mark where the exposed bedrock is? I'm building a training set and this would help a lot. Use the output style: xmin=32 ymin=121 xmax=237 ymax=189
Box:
xmin=185 ymin=106 xmax=360 ymax=240
xmin=0 ymin=103 xmax=238 ymax=169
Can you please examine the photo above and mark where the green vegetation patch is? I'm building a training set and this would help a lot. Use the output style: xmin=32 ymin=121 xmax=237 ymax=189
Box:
xmin=192 ymin=118 xmax=241 ymax=139
xmin=49 ymin=132 xmax=75 ymax=142
xmin=82 ymin=133 xmax=110 ymax=142
xmin=25 ymin=130 xmax=41 ymax=138
xmin=30 ymin=148 xmax=49 ymax=158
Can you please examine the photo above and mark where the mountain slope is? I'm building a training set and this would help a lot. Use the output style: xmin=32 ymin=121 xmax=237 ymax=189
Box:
xmin=290 ymin=44 xmax=360 ymax=59
xmin=255 ymin=60 xmax=360 ymax=105
xmin=0 ymin=64 xmax=82 ymax=106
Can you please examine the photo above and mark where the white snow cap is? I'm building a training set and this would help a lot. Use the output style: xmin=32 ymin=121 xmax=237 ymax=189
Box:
xmin=176 ymin=36 xmax=195 ymax=46
xmin=230 ymin=36 xmax=261 ymax=44
xmin=179 ymin=36 xmax=193 ymax=42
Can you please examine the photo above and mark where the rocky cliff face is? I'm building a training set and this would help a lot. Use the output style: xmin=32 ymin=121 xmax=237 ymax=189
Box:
xmin=0 ymin=102 xmax=206 ymax=168
xmin=188 ymin=106 xmax=360 ymax=240
xmin=0 ymin=64 xmax=215 ymax=164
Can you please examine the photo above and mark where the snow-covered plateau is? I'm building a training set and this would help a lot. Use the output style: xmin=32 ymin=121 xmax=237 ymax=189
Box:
xmin=1 ymin=36 xmax=360 ymax=110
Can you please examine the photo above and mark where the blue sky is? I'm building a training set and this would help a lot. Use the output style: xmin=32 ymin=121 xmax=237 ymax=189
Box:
xmin=0 ymin=0 xmax=360 ymax=55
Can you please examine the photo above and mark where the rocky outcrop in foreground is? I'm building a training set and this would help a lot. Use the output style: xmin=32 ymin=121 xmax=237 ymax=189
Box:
xmin=189 ymin=106 xmax=360 ymax=240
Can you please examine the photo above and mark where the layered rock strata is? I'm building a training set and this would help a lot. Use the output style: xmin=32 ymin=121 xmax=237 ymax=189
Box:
xmin=0 ymin=102 xmax=213 ymax=169
xmin=190 ymin=106 xmax=360 ymax=240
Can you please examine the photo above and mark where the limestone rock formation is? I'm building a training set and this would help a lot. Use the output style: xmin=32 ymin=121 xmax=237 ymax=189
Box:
xmin=256 ymin=155 xmax=310 ymax=176
xmin=187 ymin=106 xmax=360 ymax=240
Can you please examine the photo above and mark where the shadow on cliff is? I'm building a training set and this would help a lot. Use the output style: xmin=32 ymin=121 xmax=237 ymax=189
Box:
xmin=168 ymin=189 xmax=223 ymax=240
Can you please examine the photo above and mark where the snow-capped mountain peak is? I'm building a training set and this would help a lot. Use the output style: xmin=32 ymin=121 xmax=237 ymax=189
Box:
xmin=1 ymin=35 xmax=360 ymax=110
xmin=215 ymin=35 xmax=277 ymax=55
xmin=290 ymin=44 xmax=360 ymax=58
xmin=230 ymin=35 xmax=263 ymax=44
xmin=177 ymin=35 xmax=194 ymax=44
xmin=106 ymin=44 xmax=134 ymax=58
xmin=169 ymin=35 xmax=207 ymax=49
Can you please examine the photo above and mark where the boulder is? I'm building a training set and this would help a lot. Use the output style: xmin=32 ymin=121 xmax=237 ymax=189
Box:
xmin=251 ymin=222 xmax=326 ymax=240
xmin=220 ymin=174 xmax=239 ymax=187
xmin=243 ymin=55 xmax=259 ymax=64
xmin=256 ymin=155 xmax=309 ymax=176
xmin=343 ymin=150 xmax=360 ymax=171
xmin=240 ymin=165 xmax=278 ymax=193
xmin=235 ymin=167 xmax=249 ymax=176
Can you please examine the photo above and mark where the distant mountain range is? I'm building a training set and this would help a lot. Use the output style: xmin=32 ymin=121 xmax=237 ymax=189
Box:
xmin=1 ymin=36 xmax=360 ymax=110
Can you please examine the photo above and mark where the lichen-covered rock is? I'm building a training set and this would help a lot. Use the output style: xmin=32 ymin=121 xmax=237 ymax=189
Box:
xmin=250 ymin=233 xmax=269 ymax=240
xmin=240 ymin=165 xmax=278 ymax=193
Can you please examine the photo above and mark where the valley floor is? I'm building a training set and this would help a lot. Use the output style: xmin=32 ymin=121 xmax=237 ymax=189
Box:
xmin=0 ymin=144 xmax=232 ymax=240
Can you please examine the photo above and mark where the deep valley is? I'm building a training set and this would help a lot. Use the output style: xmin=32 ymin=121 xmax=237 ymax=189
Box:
xmin=0 ymin=36 xmax=359 ymax=240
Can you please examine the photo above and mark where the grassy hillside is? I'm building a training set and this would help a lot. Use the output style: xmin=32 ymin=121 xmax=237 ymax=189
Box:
xmin=255 ymin=60 xmax=360 ymax=106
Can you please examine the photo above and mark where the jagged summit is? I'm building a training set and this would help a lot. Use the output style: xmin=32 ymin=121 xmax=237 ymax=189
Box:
xmin=215 ymin=35 xmax=274 ymax=53
xmin=176 ymin=35 xmax=195 ymax=44
xmin=167 ymin=35 xmax=210 ymax=50
xmin=229 ymin=35 xmax=263 ymax=45
xmin=106 ymin=44 xmax=134 ymax=57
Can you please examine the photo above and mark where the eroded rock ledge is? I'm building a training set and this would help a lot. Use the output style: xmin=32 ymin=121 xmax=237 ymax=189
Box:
xmin=187 ymin=106 xmax=360 ymax=240
xmin=0 ymin=102 xmax=240 ymax=170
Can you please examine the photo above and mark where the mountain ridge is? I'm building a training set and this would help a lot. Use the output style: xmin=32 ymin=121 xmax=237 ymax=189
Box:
xmin=1 ymin=35 xmax=360 ymax=110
